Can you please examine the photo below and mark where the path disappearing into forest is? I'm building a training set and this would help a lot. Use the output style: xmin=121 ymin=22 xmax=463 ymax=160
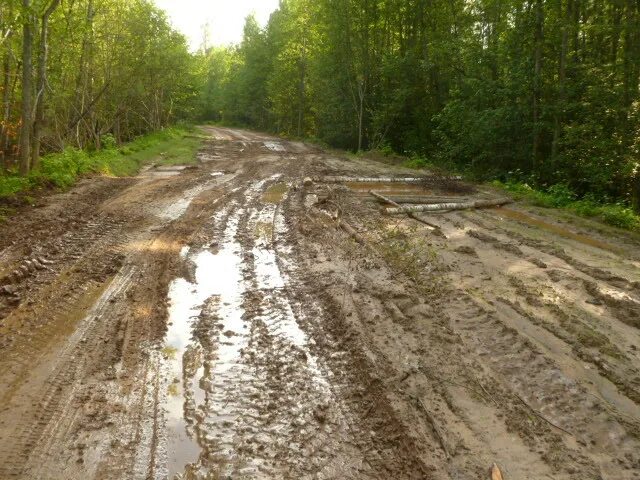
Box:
xmin=1 ymin=127 xmax=640 ymax=479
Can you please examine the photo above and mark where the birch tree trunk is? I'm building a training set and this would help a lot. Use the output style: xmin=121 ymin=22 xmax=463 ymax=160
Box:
xmin=31 ymin=0 xmax=62 ymax=170
xmin=19 ymin=0 xmax=33 ymax=175
xmin=0 ymin=2 xmax=14 ymax=167
xmin=1 ymin=43 xmax=12 ymax=167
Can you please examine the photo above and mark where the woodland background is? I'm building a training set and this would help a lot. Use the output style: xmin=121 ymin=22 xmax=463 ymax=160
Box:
xmin=2 ymin=0 xmax=640 ymax=214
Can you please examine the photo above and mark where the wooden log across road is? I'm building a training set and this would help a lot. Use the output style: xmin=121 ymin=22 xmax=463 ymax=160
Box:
xmin=384 ymin=197 xmax=513 ymax=214
xmin=313 ymin=175 xmax=462 ymax=183
xmin=369 ymin=191 xmax=442 ymax=230
xmin=377 ymin=195 xmax=471 ymax=204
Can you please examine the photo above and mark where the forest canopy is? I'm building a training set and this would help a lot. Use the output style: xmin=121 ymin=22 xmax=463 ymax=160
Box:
xmin=1 ymin=0 xmax=639 ymax=213
xmin=0 ymin=0 xmax=197 ymax=174
xmin=196 ymin=0 xmax=640 ymax=212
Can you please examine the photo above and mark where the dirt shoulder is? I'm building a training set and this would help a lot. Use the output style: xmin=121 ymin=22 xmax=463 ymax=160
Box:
xmin=0 ymin=127 xmax=639 ymax=479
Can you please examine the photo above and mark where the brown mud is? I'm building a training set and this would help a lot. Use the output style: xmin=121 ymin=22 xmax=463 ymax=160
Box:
xmin=1 ymin=126 xmax=639 ymax=479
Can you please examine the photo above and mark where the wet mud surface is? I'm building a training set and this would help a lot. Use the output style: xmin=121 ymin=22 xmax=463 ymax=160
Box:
xmin=1 ymin=126 xmax=640 ymax=479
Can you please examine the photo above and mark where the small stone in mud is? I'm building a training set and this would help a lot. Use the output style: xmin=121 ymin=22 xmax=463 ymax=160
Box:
xmin=586 ymin=298 xmax=603 ymax=306
xmin=303 ymin=177 xmax=314 ymax=187
xmin=454 ymin=245 xmax=477 ymax=256
xmin=7 ymin=295 xmax=20 ymax=305
xmin=304 ymin=194 xmax=319 ymax=208
xmin=0 ymin=285 xmax=17 ymax=295
xmin=223 ymin=330 xmax=237 ymax=338
xmin=313 ymin=405 xmax=328 ymax=424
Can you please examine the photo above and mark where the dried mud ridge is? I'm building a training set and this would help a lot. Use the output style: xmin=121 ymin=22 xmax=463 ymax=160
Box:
xmin=0 ymin=126 xmax=640 ymax=479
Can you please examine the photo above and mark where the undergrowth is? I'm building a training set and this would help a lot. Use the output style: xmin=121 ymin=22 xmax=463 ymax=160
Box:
xmin=493 ymin=181 xmax=640 ymax=232
xmin=0 ymin=126 xmax=202 ymax=199
xmin=379 ymin=225 xmax=443 ymax=294
xmin=397 ymin=153 xmax=640 ymax=233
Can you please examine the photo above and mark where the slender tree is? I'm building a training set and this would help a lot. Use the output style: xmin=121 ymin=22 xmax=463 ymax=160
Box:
xmin=31 ymin=0 xmax=61 ymax=169
xmin=19 ymin=0 xmax=33 ymax=175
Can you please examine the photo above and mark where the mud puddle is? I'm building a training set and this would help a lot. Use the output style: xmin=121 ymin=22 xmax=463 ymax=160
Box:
xmin=161 ymin=178 xmax=345 ymax=479
xmin=261 ymin=182 xmax=288 ymax=204
xmin=164 ymin=208 xmax=246 ymax=478
xmin=263 ymin=141 xmax=285 ymax=152
xmin=346 ymin=181 xmax=429 ymax=195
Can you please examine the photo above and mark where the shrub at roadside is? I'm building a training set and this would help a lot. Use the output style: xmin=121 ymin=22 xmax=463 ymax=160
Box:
xmin=494 ymin=180 xmax=640 ymax=232
xmin=0 ymin=127 xmax=200 ymax=199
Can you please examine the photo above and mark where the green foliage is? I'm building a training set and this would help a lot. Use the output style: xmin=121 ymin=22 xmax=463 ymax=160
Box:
xmin=193 ymin=0 xmax=640 ymax=214
xmin=101 ymin=134 xmax=118 ymax=150
xmin=494 ymin=181 xmax=640 ymax=232
xmin=0 ymin=127 xmax=201 ymax=200
xmin=0 ymin=176 xmax=31 ymax=198
xmin=36 ymin=148 xmax=94 ymax=188
xmin=403 ymin=157 xmax=432 ymax=170
xmin=0 ymin=0 xmax=198 ymax=165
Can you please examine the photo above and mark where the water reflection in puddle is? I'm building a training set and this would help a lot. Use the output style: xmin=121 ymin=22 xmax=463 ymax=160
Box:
xmin=163 ymin=176 xmax=336 ymax=479
xmin=252 ymin=206 xmax=327 ymax=379
xmin=261 ymin=182 xmax=288 ymax=203
xmin=159 ymin=185 xmax=207 ymax=221
xmin=165 ymin=210 xmax=246 ymax=478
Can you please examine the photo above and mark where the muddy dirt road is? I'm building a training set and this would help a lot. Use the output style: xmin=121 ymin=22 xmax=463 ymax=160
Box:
xmin=0 ymin=127 xmax=639 ymax=479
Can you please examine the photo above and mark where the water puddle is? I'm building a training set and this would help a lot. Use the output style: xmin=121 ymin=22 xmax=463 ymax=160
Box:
xmin=254 ymin=221 xmax=274 ymax=243
xmin=346 ymin=181 xmax=432 ymax=195
xmin=252 ymin=221 xmax=311 ymax=350
xmin=140 ymin=165 xmax=196 ymax=178
xmin=493 ymin=207 xmax=622 ymax=254
xmin=161 ymin=178 xmax=344 ymax=478
xmin=263 ymin=141 xmax=285 ymax=152
xmin=158 ymin=185 xmax=208 ymax=221
xmin=164 ymin=209 xmax=246 ymax=478
xmin=261 ymin=182 xmax=288 ymax=203
xmin=197 ymin=152 xmax=221 ymax=162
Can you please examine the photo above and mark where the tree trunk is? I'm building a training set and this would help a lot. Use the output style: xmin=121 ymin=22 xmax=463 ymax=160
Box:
xmin=73 ymin=0 xmax=94 ymax=149
xmin=31 ymin=0 xmax=61 ymax=170
xmin=551 ymin=0 xmax=571 ymax=161
xmin=19 ymin=0 xmax=33 ymax=176
xmin=1 ymin=2 xmax=14 ymax=167
xmin=297 ymin=35 xmax=306 ymax=138
xmin=357 ymin=84 xmax=364 ymax=152
xmin=531 ymin=0 xmax=544 ymax=174
xmin=384 ymin=198 xmax=513 ymax=215
xmin=1 ymin=46 xmax=12 ymax=167
xmin=632 ymin=175 xmax=640 ymax=215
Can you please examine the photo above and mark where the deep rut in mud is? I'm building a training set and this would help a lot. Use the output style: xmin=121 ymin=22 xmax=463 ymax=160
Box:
xmin=1 ymin=126 xmax=640 ymax=480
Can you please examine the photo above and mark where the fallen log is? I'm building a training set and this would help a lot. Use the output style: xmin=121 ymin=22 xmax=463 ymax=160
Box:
xmin=369 ymin=190 xmax=403 ymax=207
xmin=338 ymin=219 xmax=366 ymax=245
xmin=369 ymin=191 xmax=442 ymax=231
xmin=377 ymin=195 xmax=471 ymax=204
xmin=313 ymin=175 xmax=462 ymax=184
xmin=385 ymin=198 xmax=513 ymax=215
xmin=318 ymin=209 xmax=376 ymax=251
